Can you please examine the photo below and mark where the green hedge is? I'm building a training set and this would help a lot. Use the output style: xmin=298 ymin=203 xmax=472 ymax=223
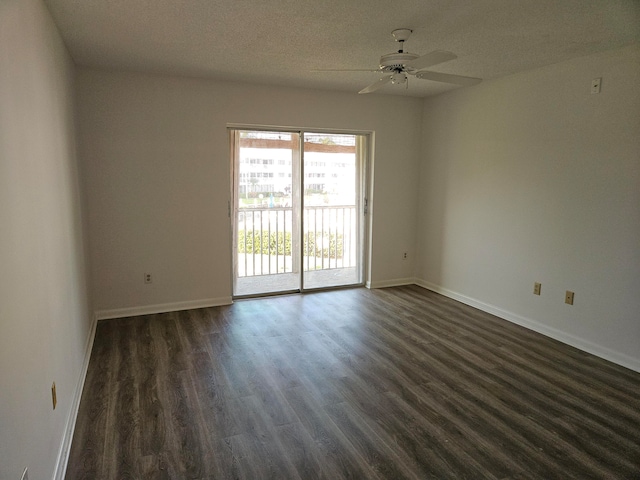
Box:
xmin=238 ymin=230 xmax=344 ymax=258
xmin=238 ymin=230 xmax=292 ymax=256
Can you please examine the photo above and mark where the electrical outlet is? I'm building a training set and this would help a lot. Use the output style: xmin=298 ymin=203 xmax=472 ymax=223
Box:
xmin=403 ymin=252 xmax=407 ymax=259
xmin=533 ymin=282 xmax=541 ymax=295
xmin=21 ymin=467 xmax=28 ymax=480
xmin=51 ymin=382 xmax=57 ymax=410
xmin=565 ymin=291 xmax=575 ymax=305
xmin=144 ymin=273 xmax=152 ymax=284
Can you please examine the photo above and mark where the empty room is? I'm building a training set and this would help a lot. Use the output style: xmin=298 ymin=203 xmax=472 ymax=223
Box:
xmin=1 ymin=0 xmax=639 ymax=478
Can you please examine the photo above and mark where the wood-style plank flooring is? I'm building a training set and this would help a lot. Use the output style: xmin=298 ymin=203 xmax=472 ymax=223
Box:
xmin=65 ymin=286 xmax=640 ymax=479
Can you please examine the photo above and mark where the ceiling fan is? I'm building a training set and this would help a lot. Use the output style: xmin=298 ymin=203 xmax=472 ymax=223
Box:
xmin=320 ymin=29 xmax=482 ymax=94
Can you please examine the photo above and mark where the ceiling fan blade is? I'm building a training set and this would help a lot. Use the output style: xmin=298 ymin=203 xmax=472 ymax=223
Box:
xmin=358 ymin=75 xmax=393 ymax=94
xmin=405 ymin=50 xmax=457 ymax=71
xmin=415 ymin=70 xmax=482 ymax=86
xmin=312 ymin=68 xmax=381 ymax=72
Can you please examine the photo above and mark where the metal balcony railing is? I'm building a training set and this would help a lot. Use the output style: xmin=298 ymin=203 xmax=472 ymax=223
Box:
xmin=237 ymin=206 xmax=357 ymax=277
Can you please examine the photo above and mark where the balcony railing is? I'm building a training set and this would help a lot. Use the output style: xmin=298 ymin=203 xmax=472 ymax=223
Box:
xmin=237 ymin=206 xmax=357 ymax=277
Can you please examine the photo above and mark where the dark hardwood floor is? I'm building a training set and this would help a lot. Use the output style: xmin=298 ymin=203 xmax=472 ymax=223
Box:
xmin=65 ymin=285 xmax=640 ymax=479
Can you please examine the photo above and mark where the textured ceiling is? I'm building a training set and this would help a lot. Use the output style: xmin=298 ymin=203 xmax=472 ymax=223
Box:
xmin=44 ymin=0 xmax=640 ymax=97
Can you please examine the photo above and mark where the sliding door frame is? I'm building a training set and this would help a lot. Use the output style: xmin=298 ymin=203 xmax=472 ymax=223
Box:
xmin=228 ymin=124 xmax=373 ymax=298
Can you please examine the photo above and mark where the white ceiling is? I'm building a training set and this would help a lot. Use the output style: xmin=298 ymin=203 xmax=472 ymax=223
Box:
xmin=44 ymin=0 xmax=640 ymax=97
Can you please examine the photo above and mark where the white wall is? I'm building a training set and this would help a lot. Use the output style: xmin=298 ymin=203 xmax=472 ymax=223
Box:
xmin=76 ymin=69 xmax=423 ymax=314
xmin=416 ymin=45 xmax=640 ymax=370
xmin=0 ymin=0 xmax=92 ymax=478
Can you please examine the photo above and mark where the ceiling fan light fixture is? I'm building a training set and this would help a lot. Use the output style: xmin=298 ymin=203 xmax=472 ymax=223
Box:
xmin=391 ymin=73 xmax=407 ymax=85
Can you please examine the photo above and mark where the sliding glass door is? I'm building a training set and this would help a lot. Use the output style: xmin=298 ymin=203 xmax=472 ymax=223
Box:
xmin=302 ymin=133 xmax=362 ymax=289
xmin=231 ymin=128 xmax=366 ymax=297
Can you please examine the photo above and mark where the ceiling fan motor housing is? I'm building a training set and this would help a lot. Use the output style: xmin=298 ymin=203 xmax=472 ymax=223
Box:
xmin=379 ymin=52 xmax=419 ymax=73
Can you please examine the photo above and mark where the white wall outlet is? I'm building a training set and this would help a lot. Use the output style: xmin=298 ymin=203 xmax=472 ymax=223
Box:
xmin=403 ymin=252 xmax=408 ymax=259
xmin=591 ymin=77 xmax=601 ymax=94
xmin=144 ymin=273 xmax=152 ymax=284
xmin=533 ymin=282 xmax=541 ymax=295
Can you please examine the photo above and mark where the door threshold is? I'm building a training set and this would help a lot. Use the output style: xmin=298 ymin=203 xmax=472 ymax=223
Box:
xmin=232 ymin=283 xmax=365 ymax=301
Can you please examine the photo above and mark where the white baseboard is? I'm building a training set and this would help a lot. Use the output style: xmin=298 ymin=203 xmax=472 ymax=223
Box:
xmin=414 ymin=279 xmax=640 ymax=373
xmin=367 ymin=277 xmax=416 ymax=289
xmin=53 ymin=312 xmax=98 ymax=480
xmin=95 ymin=296 xmax=233 ymax=321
